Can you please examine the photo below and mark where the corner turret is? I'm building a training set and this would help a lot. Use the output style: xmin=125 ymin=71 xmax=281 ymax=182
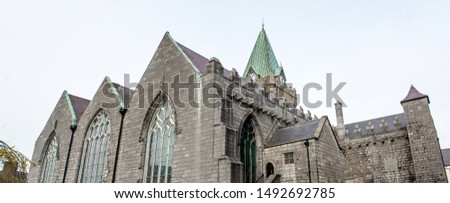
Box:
xmin=401 ymin=85 xmax=446 ymax=182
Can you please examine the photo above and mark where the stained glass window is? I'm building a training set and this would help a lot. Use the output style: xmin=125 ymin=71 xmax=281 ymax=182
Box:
xmin=40 ymin=135 xmax=58 ymax=183
xmin=144 ymin=98 xmax=175 ymax=183
xmin=79 ymin=111 xmax=110 ymax=183
xmin=240 ymin=117 xmax=256 ymax=183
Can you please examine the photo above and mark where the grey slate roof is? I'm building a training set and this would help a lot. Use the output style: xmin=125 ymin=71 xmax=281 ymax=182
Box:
xmin=176 ymin=42 xmax=209 ymax=74
xmin=113 ymin=83 xmax=134 ymax=107
xmin=223 ymin=68 xmax=233 ymax=80
xmin=442 ymin=148 xmax=450 ymax=166
xmin=68 ymin=94 xmax=90 ymax=121
xmin=345 ymin=113 xmax=406 ymax=139
xmin=268 ymin=120 xmax=320 ymax=147
xmin=177 ymin=41 xmax=239 ymax=81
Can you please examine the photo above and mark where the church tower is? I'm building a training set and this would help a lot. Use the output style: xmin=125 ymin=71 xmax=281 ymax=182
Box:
xmin=243 ymin=26 xmax=286 ymax=82
xmin=401 ymin=85 xmax=447 ymax=182
xmin=243 ymin=27 xmax=297 ymax=108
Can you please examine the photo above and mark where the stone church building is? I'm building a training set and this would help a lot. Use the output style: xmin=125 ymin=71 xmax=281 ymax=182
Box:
xmin=28 ymin=28 xmax=447 ymax=183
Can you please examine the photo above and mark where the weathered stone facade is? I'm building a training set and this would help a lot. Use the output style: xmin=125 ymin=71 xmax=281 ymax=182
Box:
xmin=29 ymin=29 xmax=447 ymax=183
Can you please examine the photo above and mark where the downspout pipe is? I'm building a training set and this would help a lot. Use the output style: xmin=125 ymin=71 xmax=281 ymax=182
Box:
xmin=305 ymin=140 xmax=312 ymax=183
xmin=112 ymin=107 xmax=127 ymax=183
xmin=62 ymin=124 xmax=77 ymax=183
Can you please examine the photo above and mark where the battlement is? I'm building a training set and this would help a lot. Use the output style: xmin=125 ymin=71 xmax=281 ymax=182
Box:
xmin=345 ymin=113 xmax=407 ymax=140
xmin=225 ymin=81 xmax=317 ymax=126
xmin=205 ymin=56 xmax=317 ymax=125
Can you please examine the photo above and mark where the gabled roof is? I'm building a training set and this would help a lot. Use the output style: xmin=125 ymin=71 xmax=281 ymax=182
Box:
xmin=243 ymin=27 xmax=285 ymax=80
xmin=68 ymin=94 xmax=90 ymax=120
xmin=401 ymin=85 xmax=429 ymax=104
xmin=166 ymin=32 xmax=248 ymax=82
xmin=63 ymin=91 xmax=90 ymax=126
xmin=164 ymin=32 xmax=207 ymax=75
xmin=268 ymin=119 xmax=320 ymax=147
xmin=102 ymin=76 xmax=135 ymax=109
xmin=176 ymin=42 xmax=209 ymax=74
xmin=112 ymin=82 xmax=134 ymax=107
xmin=442 ymin=148 xmax=450 ymax=166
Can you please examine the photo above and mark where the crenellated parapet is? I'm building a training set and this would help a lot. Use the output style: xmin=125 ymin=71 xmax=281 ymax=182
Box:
xmin=203 ymin=56 xmax=317 ymax=127
xmin=345 ymin=114 xmax=407 ymax=140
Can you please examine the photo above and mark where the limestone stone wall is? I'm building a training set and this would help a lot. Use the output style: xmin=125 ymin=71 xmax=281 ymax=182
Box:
xmin=402 ymin=97 xmax=447 ymax=182
xmin=263 ymin=142 xmax=309 ymax=183
xmin=314 ymin=120 xmax=344 ymax=183
xmin=29 ymin=93 xmax=73 ymax=183
xmin=28 ymin=32 xmax=447 ymax=184
xmin=263 ymin=119 xmax=344 ymax=183
xmin=64 ymin=79 xmax=124 ymax=183
xmin=116 ymin=34 xmax=223 ymax=183
xmin=214 ymin=70 xmax=308 ymax=182
xmin=342 ymin=130 xmax=415 ymax=182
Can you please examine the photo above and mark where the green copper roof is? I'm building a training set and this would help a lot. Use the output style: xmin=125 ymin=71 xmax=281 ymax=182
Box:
xmin=243 ymin=28 xmax=286 ymax=80
xmin=63 ymin=90 xmax=78 ymax=127
xmin=105 ymin=76 xmax=125 ymax=109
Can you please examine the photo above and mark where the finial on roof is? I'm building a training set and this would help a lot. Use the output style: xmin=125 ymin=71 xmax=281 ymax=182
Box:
xmin=262 ymin=18 xmax=264 ymax=28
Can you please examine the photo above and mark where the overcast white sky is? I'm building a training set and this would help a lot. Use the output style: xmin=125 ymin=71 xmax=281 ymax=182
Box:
xmin=1 ymin=0 xmax=449 ymax=158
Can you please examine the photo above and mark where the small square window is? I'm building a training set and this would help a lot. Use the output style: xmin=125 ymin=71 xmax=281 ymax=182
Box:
xmin=284 ymin=152 xmax=294 ymax=164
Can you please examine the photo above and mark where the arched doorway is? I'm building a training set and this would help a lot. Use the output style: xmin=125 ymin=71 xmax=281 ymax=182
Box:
xmin=266 ymin=162 xmax=274 ymax=178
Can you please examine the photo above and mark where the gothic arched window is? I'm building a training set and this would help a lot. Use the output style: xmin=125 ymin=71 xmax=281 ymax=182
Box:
xmin=40 ymin=135 xmax=58 ymax=183
xmin=79 ymin=110 xmax=110 ymax=183
xmin=240 ymin=117 xmax=257 ymax=183
xmin=144 ymin=98 xmax=175 ymax=183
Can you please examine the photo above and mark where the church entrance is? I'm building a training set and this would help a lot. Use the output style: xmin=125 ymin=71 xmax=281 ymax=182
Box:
xmin=266 ymin=162 xmax=274 ymax=178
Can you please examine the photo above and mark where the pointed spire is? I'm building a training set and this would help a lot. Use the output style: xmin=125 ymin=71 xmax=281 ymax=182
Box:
xmin=401 ymin=85 xmax=429 ymax=104
xmin=243 ymin=27 xmax=286 ymax=81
